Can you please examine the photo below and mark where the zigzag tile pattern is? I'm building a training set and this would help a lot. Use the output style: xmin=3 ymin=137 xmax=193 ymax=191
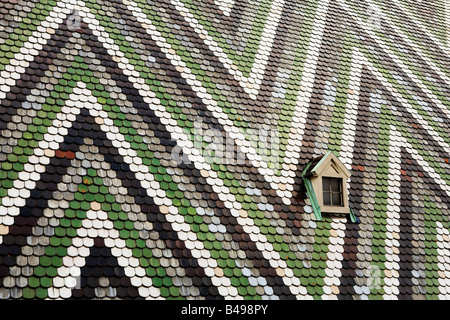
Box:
xmin=0 ymin=0 xmax=449 ymax=300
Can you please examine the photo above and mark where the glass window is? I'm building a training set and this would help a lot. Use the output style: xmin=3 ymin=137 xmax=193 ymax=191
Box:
xmin=322 ymin=177 xmax=343 ymax=206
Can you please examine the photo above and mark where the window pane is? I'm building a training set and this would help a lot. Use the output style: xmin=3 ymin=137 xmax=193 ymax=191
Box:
xmin=330 ymin=178 xmax=341 ymax=192
xmin=322 ymin=177 xmax=330 ymax=192
xmin=323 ymin=191 xmax=331 ymax=205
xmin=322 ymin=177 xmax=343 ymax=207
xmin=332 ymin=192 xmax=342 ymax=206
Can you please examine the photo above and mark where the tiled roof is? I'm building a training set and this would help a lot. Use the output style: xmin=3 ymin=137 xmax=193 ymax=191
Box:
xmin=0 ymin=0 xmax=449 ymax=301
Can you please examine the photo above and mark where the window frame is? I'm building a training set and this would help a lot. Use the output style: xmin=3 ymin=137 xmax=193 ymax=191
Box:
xmin=322 ymin=176 xmax=344 ymax=207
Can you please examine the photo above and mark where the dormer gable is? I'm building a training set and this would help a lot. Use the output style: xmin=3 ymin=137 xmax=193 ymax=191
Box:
xmin=301 ymin=151 xmax=358 ymax=222
xmin=303 ymin=151 xmax=351 ymax=179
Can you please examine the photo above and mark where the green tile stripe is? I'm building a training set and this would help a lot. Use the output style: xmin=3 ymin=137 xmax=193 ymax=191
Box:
xmin=0 ymin=0 xmax=58 ymax=71
xmin=86 ymin=92 xmax=263 ymax=299
xmin=367 ymin=105 xmax=450 ymax=299
xmin=1 ymin=0 xmax=292 ymax=292
xmin=66 ymin=71 xmax=265 ymax=298
xmin=238 ymin=0 xmax=322 ymax=174
xmin=131 ymin=0 xmax=326 ymax=154
xmin=24 ymin=170 xmax=182 ymax=299
xmin=377 ymin=32 xmax=450 ymax=112
xmin=421 ymin=195 xmax=450 ymax=299
xmin=188 ymin=122 xmax=332 ymax=297
xmin=254 ymin=19 xmax=355 ymax=300
xmin=326 ymin=32 xmax=356 ymax=154
xmin=343 ymin=0 xmax=450 ymax=91
xmin=320 ymin=0 xmax=450 ymax=140
xmin=306 ymin=218 xmax=332 ymax=299
xmin=26 ymin=166 xmax=261 ymax=300
xmin=0 ymin=53 xmax=263 ymax=299
xmin=367 ymin=117 xmax=393 ymax=299
xmin=79 ymin=3 xmax=322 ymax=291
xmin=0 ymin=108 xmax=64 ymax=201
xmin=370 ymin=45 xmax=449 ymax=147
xmin=393 ymin=0 xmax=447 ymax=45
xmin=94 ymin=0 xmax=328 ymax=175
xmin=177 ymin=0 xmax=275 ymax=78
xmin=357 ymin=39 xmax=450 ymax=148
xmin=87 ymin=1 xmax=336 ymax=296
xmin=350 ymin=41 xmax=450 ymax=185
xmin=394 ymin=118 xmax=450 ymax=185
xmin=87 ymin=0 xmax=252 ymax=132
xmin=366 ymin=0 xmax=450 ymax=78
xmin=54 ymin=7 xmax=289 ymax=296
xmin=0 ymin=56 xmax=80 ymax=204
xmin=0 ymin=0 xmax=448 ymax=300
xmin=273 ymin=0 xmax=323 ymax=160
xmin=172 ymin=125 xmax=325 ymax=296
xmin=184 ymin=127 xmax=333 ymax=297
xmin=0 ymin=42 xmax=138 ymax=199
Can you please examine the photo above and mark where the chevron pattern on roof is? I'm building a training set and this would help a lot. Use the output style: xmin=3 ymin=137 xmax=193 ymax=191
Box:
xmin=0 ymin=0 xmax=449 ymax=300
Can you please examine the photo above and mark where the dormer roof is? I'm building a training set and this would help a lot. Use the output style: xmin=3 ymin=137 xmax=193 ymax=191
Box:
xmin=302 ymin=151 xmax=351 ymax=179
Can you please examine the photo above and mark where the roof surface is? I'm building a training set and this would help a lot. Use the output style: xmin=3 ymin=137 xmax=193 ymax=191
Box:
xmin=0 ymin=0 xmax=449 ymax=300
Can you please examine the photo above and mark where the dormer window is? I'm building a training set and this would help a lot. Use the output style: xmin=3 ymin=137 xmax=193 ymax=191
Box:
xmin=301 ymin=151 xmax=359 ymax=222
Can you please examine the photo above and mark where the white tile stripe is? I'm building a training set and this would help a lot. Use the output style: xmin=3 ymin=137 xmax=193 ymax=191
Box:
xmin=381 ymin=126 xmax=403 ymax=299
xmin=321 ymin=218 xmax=346 ymax=300
xmin=389 ymin=0 xmax=450 ymax=55
xmin=74 ymin=0 xmax=311 ymax=294
xmin=167 ymin=0 xmax=285 ymax=99
xmin=344 ymin=0 xmax=450 ymax=119
xmin=2 ymin=0 xmax=447 ymax=207
xmin=84 ymin=86 xmax=302 ymax=298
xmin=339 ymin=0 xmax=450 ymax=93
xmin=0 ymin=1 xmax=307 ymax=296
xmin=354 ymin=49 xmax=450 ymax=157
xmin=0 ymin=0 xmax=446 ymax=298
xmin=0 ymin=0 xmax=287 ymax=209
xmin=277 ymin=0 xmax=330 ymax=191
xmin=387 ymin=44 xmax=450 ymax=119
xmin=238 ymin=0 xmax=285 ymax=96
xmin=0 ymin=0 xmax=289 ymax=295
xmin=339 ymin=49 xmax=364 ymax=171
xmin=96 ymin=88 xmax=308 ymax=297
xmin=0 ymin=108 xmax=75 ymax=225
xmin=214 ymin=0 xmax=234 ymax=16
xmin=125 ymin=0 xmax=289 ymax=203
xmin=50 ymin=209 xmax=162 ymax=300
xmin=390 ymin=125 xmax=450 ymax=197
xmin=0 ymin=85 xmax=241 ymax=299
xmin=321 ymin=49 xmax=363 ymax=300
xmin=382 ymin=124 xmax=450 ymax=298
xmin=371 ymin=0 xmax=450 ymax=84
xmin=73 ymin=15 xmax=308 ymax=294
xmin=74 ymin=88 xmax=242 ymax=299
xmin=0 ymin=6 xmax=64 ymax=100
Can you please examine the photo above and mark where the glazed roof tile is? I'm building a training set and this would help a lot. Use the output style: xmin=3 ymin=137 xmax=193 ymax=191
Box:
xmin=0 ymin=0 xmax=449 ymax=301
